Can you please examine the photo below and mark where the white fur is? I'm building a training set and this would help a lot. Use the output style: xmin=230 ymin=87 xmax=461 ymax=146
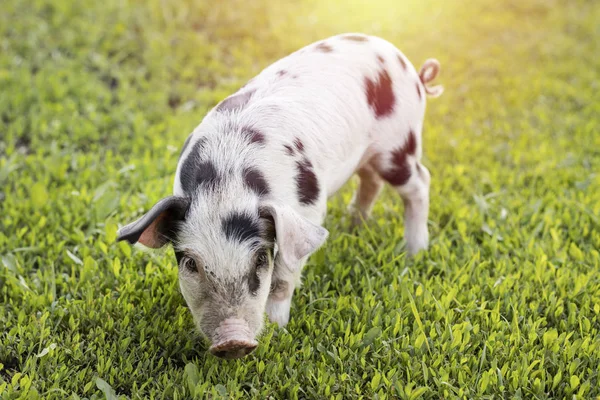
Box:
xmin=265 ymin=297 xmax=292 ymax=326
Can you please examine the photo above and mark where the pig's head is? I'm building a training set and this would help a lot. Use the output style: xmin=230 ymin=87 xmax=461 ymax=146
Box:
xmin=117 ymin=171 xmax=328 ymax=359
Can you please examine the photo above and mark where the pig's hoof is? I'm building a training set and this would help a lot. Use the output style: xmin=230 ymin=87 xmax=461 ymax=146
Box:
xmin=266 ymin=298 xmax=291 ymax=327
xmin=407 ymin=239 xmax=429 ymax=256
xmin=406 ymin=229 xmax=429 ymax=256
xmin=407 ymin=243 xmax=428 ymax=256
xmin=348 ymin=208 xmax=370 ymax=230
xmin=350 ymin=214 xmax=365 ymax=229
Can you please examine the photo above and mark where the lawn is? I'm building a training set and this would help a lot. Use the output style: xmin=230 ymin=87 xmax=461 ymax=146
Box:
xmin=1 ymin=0 xmax=599 ymax=398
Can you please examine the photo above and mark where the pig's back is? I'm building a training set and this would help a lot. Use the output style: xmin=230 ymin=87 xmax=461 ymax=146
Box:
xmin=237 ymin=34 xmax=427 ymax=196
xmin=180 ymin=34 xmax=429 ymax=224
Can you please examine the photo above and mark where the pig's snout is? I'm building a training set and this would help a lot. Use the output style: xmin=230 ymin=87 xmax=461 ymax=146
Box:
xmin=209 ymin=318 xmax=258 ymax=359
xmin=210 ymin=340 xmax=257 ymax=359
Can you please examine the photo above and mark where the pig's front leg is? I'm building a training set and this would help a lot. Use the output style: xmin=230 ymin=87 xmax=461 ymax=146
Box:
xmin=266 ymin=282 xmax=293 ymax=326
xmin=266 ymin=260 xmax=303 ymax=326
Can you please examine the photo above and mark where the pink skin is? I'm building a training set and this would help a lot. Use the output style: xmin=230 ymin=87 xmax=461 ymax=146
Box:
xmin=209 ymin=318 xmax=258 ymax=359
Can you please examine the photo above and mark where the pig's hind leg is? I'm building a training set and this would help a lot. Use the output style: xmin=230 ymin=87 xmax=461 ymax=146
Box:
xmin=371 ymin=132 xmax=431 ymax=255
xmin=349 ymin=163 xmax=384 ymax=227
xmin=394 ymin=162 xmax=430 ymax=255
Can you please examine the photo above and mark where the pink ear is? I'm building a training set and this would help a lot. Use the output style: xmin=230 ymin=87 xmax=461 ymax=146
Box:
xmin=117 ymin=196 xmax=190 ymax=248
xmin=138 ymin=212 xmax=170 ymax=248
xmin=260 ymin=202 xmax=329 ymax=271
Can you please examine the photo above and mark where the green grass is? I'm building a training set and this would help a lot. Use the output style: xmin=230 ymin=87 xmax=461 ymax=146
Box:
xmin=1 ymin=0 xmax=599 ymax=398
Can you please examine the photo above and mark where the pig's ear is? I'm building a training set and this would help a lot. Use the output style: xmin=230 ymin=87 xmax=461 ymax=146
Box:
xmin=117 ymin=196 xmax=190 ymax=249
xmin=260 ymin=202 xmax=329 ymax=271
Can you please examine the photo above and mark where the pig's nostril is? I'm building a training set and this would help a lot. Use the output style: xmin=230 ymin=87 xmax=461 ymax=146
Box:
xmin=237 ymin=345 xmax=257 ymax=357
xmin=213 ymin=350 xmax=229 ymax=359
xmin=209 ymin=340 xmax=258 ymax=359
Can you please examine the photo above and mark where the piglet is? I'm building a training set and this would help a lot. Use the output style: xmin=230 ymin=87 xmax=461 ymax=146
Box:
xmin=117 ymin=33 xmax=442 ymax=359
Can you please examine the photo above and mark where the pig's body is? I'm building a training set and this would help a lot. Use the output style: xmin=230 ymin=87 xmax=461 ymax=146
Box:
xmin=175 ymin=32 xmax=437 ymax=237
xmin=119 ymin=33 xmax=442 ymax=359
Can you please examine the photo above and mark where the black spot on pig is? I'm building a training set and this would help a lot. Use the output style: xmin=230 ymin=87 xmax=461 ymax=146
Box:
xmin=315 ymin=42 xmax=333 ymax=53
xmin=187 ymin=161 xmax=219 ymax=192
xmin=216 ymin=89 xmax=256 ymax=113
xmin=248 ymin=268 xmax=260 ymax=295
xmin=294 ymin=138 xmax=305 ymax=153
xmin=277 ymin=70 xmax=287 ymax=77
xmin=247 ymin=249 xmax=268 ymax=295
xmin=284 ymin=144 xmax=295 ymax=156
xmin=180 ymin=139 xmax=221 ymax=193
xmin=405 ymin=130 xmax=417 ymax=155
xmin=244 ymin=167 xmax=270 ymax=196
xmin=295 ymin=158 xmax=320 ymax=205
xmin=379 ymin=130 xmax=417 ymax=186
xmin=365 ymin=69 xmax=395 ymax=118
xmin=243 ymin=127 xmax=265 ymax=145
xmin=416 ymin=82 xmax=422 ymax=101
xmin=397 ymin=54 xmax=407 ymax=70
xmin=222 ymin=212 xmax=261 ymax=244
xmin=376 ymin=54 xmax=385 ymax=64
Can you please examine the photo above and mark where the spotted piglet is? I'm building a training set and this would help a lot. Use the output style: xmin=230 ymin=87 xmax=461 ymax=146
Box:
xmin=117 ymin=33 xmax=443 ymax=359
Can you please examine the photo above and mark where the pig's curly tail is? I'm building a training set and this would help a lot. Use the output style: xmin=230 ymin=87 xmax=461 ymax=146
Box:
xmin=419 ymin=59 xmax=444 ymax=98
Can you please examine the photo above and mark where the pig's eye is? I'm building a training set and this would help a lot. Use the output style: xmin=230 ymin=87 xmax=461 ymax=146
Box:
xmin=255 ymin=250 xmax=269 ymax=269
xmin=181 ymin=257 xmax=198 ymax=274
xmin=248 ymin=250 xmax=269 ymax=295
xmin=248 ymin=268 xmax=260 ymax=295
